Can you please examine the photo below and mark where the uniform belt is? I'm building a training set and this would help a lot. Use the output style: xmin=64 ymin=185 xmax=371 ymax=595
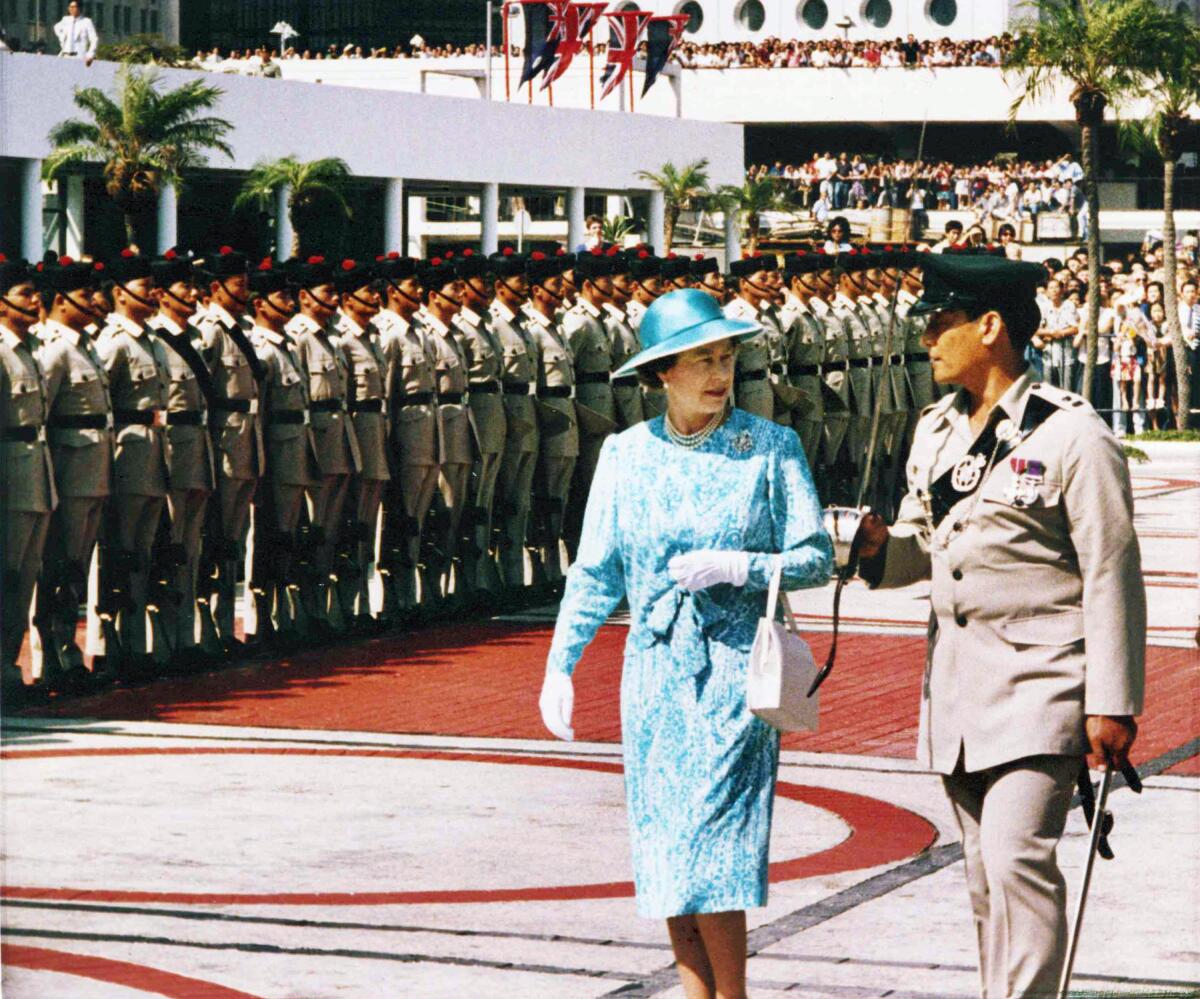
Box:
xmin=211 ymin=398 xmax=259 ymax=414
xmin=0 ymin=425 xmax=46 ymax=443
xmin=770 ymin=363 xmax=787 ymax=376
xmin=822 ymin=360 xmax=849 ymax=373
xmin=309 ymin=398 xmax=346 ymax=413
xmin=537 ymin=385 xmax=574 ymax=399
xmin=788 ymin=363 xmax=820 ymax=376
xmin=270 ymin=409 xmax=310 ymax=425
xmin=735 ymin=369 xmax=768 ymax=384
xmin=577 ymin=371 xmax=611 ymax=385
xmin=348 ymin=398 xmax=384 ymax=413
xmin=397 ymin=392 xmax=435 ymax=406
xmin=166 ymin=410 xmax=207 ymax=426
xmin=113 ymin=408 xmax=166 ymax=427
xmin=438 ymin=391 xmax=466 ymax=405
xmin=467 ymin=380 xmax=500 ymax=394
xmin=905 ymin=351 xmax=929 ymax=362
xmin=48 ymin=413 xmax=111 ymax=430
xmin=849 ymin=358 xmax=872 ymax=368
xmin=502 ymin=382 xmax=532 ymax=396
xmin=611 ymin=374 xmax=639 ymax=389
xmin=889 ymin=354 xmax=904 ymax=365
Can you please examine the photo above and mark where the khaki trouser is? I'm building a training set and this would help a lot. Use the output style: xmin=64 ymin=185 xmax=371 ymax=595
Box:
xmin=497 ymin=448 xmax=536 ymax=587
xmin=3 ymin=510 xmax=50 ymax=675
xmin=212 ymin=476 xmax=255 ymax=640
xmin=942 ymin=754 xmax=1077 ymax=999
xmin=166 ymin=488 xmax=208 ymax=651
xmin=85 ymin=494 xmax=165 ymax=658
xmin=34 ymin=496 xmax=104 ymax=674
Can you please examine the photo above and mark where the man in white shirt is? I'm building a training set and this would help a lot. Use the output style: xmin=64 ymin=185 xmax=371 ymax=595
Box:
xmin=54 ymin=0 xmax=98 ymax=65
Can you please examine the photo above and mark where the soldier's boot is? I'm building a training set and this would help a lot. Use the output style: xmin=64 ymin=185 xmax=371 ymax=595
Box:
xmin=111 ymin=551 xmax=155 ymax=685
xmin=1 ymin=569 xmax=31 ymax=703
xmin=147 ymin=542 xmax=185 ymax=672
xmin=542 ymin=502 xmax=566 ymax=588
xmin=477 ymin=521 xmax=503 ymax=595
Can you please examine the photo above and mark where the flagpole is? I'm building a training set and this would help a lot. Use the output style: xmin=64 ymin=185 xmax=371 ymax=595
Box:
xmin=629 ymin=65 xmax=635 ymax=113
xmin=503 ymin=2 xmax=511 ymax=101
xmin=588 ymin=37 xmax=595 ymax=110
xmin=548 ymin=79 xmax=554 ymax=106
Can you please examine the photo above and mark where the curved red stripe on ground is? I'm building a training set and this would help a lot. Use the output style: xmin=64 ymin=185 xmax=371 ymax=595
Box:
xmin=1 ymin=943 xmax=265 ymax=999
xmin=0 ymin=747 xmax=937 ymax=905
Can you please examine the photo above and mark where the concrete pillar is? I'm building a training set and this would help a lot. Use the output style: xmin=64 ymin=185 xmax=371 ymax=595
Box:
xmin=20 ymin=159 xmax=44 ymax=263
xmin=156 ymin=182 xmax=178 ymax=253
xmin=604 ymin=194 xmax=624 ymax=226
xmin=275 ymin=183 xmax=293 ymax=261
xmin=64 ymin=174 xmax=85 ymax=257
xmin=566 ymin=186 xmax=585 ymax=254
xmin=405 ymin=194 xmax=426 ymax=259
xmin=723 ymin=208 xmax=741 ymax=265
xmin=648 ymin=189 xmax=666 ymax=255
xmin=384 ymin=178 xmax=404 ymax=254
xmin=481 ymin=182 xmax=500 ymax=255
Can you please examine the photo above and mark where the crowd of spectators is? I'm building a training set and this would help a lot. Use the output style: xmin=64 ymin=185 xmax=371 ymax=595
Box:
xmin=676 ymin=33 xmax=1011 ymax=69
xmin=195 ymin=41 xmax=503 ymax=64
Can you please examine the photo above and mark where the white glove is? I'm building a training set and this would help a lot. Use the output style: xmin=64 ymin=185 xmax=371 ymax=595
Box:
xmin=539 ymin=671 xmax=575 ymax=742
xmin=667 ymin=550 xmax=750 ymax=591
xmin=823 ymin=506 xmax=868 ymax=569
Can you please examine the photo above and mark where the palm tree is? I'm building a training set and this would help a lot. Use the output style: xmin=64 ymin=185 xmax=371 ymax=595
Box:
xmin=601 ymin=214 xmax=637 ymax=246
xmin=1006 ymin=0 xmax=1172 ymax=405
xmin=234 ymin=156 xmax=354 ymax=258
xmin=712 ymin=176 xmax=792 ymax=255
xmin=635 ymin=159 xmax=711 ymax=251
xmin=1122 ymin=9 xmax=1200 ymax=430
xmin=95 ymin=34 xmax=196 ymax=67
xmin=43 ymin=65 xmax=234 ymax=248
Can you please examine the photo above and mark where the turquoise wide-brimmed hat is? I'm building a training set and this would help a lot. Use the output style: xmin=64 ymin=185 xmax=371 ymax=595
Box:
xmin=612 ymin=288 xmax=760 ymax=377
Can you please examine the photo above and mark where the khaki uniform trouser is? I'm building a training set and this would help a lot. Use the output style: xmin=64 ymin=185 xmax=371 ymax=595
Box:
xmin=213 ymin=476 xmax=255 ymax=639
xmin=498 ymin=448 xmax=537 ymax=586
xmin=942 ymin=754 xmax=1076 ymax=999
xmin=3 ymin=509 xmax=51 ymax=674
xmin=33 ymin=496 xmax=104 ymax=674
xmin=165 ymin=488 xmax=208 ymax=651
xmin=86 ymin=494 xmax=165 ymax=657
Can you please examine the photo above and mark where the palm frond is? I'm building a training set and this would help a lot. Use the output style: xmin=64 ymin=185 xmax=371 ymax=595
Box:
xmin=42 ymin=143 xmax=107 ymax=181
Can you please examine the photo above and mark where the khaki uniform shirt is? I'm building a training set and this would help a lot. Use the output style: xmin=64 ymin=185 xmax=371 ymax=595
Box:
xmin=453 ymin=304 xmax=508 ymax=457
xmin=779 ymin=294 xmax=825 ymax=422
xmin=868 ymin=372 xmax=1146 ymax=773
xmin=524 ymin=304 xmax=579 ymax=459
xmin=96 ymin=312 xmax=170 ymax=498
xmin=603 ymin=302 xmax=644 ymax=429
xmin=0 ymin=325 xmax=56 ymax=513
xmin=810 ymin=297 xmax=852 ymax=412
xmin=287 ymin=312 xmax=361 ymax=476
xmin=418 ymin=310 xmax=472 ymax=466
xmin=488 ymin=300 xmax=539 ymax=456
xmin=335 ymin=312 xmax=390 ymax=483
xmin=252 ymin=325 xmax=319 ymax=488
xmin=375 ymin=308 xmax=439 ymax=469
xmin=197 ymin=302 xmax=263 ymax=481
xmin=148 ymin=313 xmax=216 ymax=493
xmin=37 ymin=320 xmax=113 ymax=499
xmin=563 ymin=298 xmax=617 ymax=429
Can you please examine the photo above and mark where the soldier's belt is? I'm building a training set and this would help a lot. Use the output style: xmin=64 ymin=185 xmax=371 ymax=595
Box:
xmin=48 ymin=413 xmax=112 ymax=430
xmin=788 ymin=364 xmax=820 ymax=376
xmin=0 ymin=425 xmax=47 ymax=443
xmin=537 ymin=386 xmax=574 ymax=399
xmin=211 ymin=398 xmax=259 ymax=415
xmin=611 ymin=374 xmax=639 ymax=389
xmin=889 ymin=354 xmax=904 ymax=365
xmin=397 ymin=392 xmax=435 ymax=406
xmin=821 ymin=361 xmax=849 ymax=373
xmin=438 ymin=391 xmax=466 ymax=405
xmin=348 ymin=398 xmax=384 ymax=413
xmin=905 ymin=352 xmax=930 ymax=363
xmin=166 ymin=410 xmax=208 ymax=427
xmin=468 ymin=381 xmax=500 ymax=394
xmin=502 ymin=382 xmax=533 ymax=396
xmin=309 ymin=399 xmax=346 ymax=413
xmin=735 ymin=369 xmax=768 ymax=384
xmin=770 ymin=363 xmax=787 ymax=376
xmin=114 ymin=408 xmax=166 ymax=427
xmin=270 ymin=409 xmax=310 ymax=425
xmin=577 ymin=371 xmax=611 ymax=386
xmin=849 ymin=358 xmax=872 ymax=369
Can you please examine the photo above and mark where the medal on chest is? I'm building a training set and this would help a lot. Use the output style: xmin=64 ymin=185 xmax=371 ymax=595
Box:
xmin=1004 ymin=458 xmax=1045 ymax=507
xmin=950 ymin=453 xmax=987 ymax=493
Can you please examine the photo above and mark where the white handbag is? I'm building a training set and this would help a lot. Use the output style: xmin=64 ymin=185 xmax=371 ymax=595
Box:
xmin=747 ymin=557 xmax=819 ymax=732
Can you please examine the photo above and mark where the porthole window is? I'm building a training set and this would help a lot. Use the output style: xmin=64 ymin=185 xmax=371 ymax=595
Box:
xmin=798 ymin=0 xmax=828 ymax=30
xmin=1175 ymin=1 xmax=1193 ymax=19
xmin=737 ymin=0 xmax=765 ymax=31
xmin=676 ymin=0 xmax=703 ymax=33
xmin=862 ymin=0 xmax=892 ymax=28
xmin=928 ymin=0 xmax=957 ymax=27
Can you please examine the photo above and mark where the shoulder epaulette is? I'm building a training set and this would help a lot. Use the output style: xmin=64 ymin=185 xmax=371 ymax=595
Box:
xmin=1029 ymin=381 xmax=1090 ymax=411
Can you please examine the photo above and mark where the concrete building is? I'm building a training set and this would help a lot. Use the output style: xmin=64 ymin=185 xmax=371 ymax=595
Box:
xmin=1 ymin=0 xmax=179 ymax=51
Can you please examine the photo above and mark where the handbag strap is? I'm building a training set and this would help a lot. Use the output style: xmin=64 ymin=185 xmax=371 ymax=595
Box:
xmin=767 ymin=557 xmax=800 ymax=635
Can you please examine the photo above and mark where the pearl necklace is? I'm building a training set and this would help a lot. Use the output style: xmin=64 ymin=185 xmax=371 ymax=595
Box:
xmin=665 ymin=408 xmax=726 ymax=449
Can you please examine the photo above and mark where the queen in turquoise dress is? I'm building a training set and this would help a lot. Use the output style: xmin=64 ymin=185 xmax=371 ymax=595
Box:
xmin=541 ymin=289 xmax=832 ymax=999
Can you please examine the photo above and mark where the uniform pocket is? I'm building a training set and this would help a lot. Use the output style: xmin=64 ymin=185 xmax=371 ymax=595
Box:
xmin=983 ymin=479 xmax=1063 ymax=510
xmin=1000 ymin=609 xmax=1084 ymax=647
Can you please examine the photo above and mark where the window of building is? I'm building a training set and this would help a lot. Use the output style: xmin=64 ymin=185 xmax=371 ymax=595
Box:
xmin=798 ymin=0 xmax=828 ymax=30
xmin=617 ymin=1 xmax=639 ymax=9
xmin=149 ymin=7 xmax=156 ymax=31
xmin=737 ymin=0 xmax=765 ymax=32
xmin=139 ymin=6 xmax=146 ymax=31
xmin=862 ymin=0 xmax=892 ymax=28
xmin=928 ymin=0 xmax=957 ymax=27
xmin=93 ymin=2 xmax=103 ymax=28
xmin=676 ymin=0 xmax=703 ymax=33
xmin=122 ymin=4 xmax=130 ymax=32
xmin=1176 ymin=2 xmax=1193 ymax=19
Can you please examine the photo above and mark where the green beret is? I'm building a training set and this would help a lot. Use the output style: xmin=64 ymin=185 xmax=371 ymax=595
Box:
xmin=912 ymin=253 xmax=1046 ymax=318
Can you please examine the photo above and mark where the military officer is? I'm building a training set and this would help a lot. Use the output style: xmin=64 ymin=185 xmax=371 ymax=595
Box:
xmin=625 ymin=251 xmax=666 ymax=418
xmin=690 ymin=254 xmax=725 ymax=304
xmin=780 ymin=252 xmax=827 ymax=469
xmin=333 ymin=258 xmax=388 ymax=624
xmin=148 ymin=249 xmax=216 ymax=665
xmin=808 ymin=253 xmax=854 ymax=504
xmin=0 ymin=255 xmax=56 ymax=698
xmin=287 ymin=255 xmax=361 ymax=632
xmin=724 ymin=256 xmax=776 ymax=420
xmin=524 ymin=251 xmax=577 ymax=586
xmin=195 ymin=246 xmax=263 ymax=649
xmin=488 ymin=249 xmax=540 ymax=589
xmin=894 ymin=248 xmax=936 ymax=454
xmin=839 ymin=253 xmax=1145 ymax=998
xmin=31 ymin=256 xmax=111 ymax=689
xmin=660 ymin=253 xmax=693 ymax=291
xmin=452 ymin=249 xmax=507 ymax=593
xmin=374 ymin=254 xmax=438 ymax=612
xmin=247 ymin=258 xmax=318 ymax=643
xmin=418 ymin=256 xmax=472 ymax=600
xmin=562 ymin=250 xmax=617 ymax=555
xmin=603 ymin=248 xmax=644 ymax=430
xmin=557 ymin=249 xmax=578 ymax=309
xmin=95 ymin=248 xmax=171 ymax=677
xmin=830 ymin=252 xmax=875 ymax=501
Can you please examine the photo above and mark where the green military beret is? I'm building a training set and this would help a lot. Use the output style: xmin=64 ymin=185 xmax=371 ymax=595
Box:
xmin=911 ymin=253 xmax=1046 ymax=318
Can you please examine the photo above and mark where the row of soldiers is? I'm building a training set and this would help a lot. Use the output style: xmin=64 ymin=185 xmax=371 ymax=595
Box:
xmin=0 ymin=239 xmax=933 ymax=698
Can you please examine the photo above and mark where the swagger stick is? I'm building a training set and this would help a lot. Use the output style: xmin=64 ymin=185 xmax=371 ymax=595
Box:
xmin=1058 ymin=768 xmax=1114 ymax=999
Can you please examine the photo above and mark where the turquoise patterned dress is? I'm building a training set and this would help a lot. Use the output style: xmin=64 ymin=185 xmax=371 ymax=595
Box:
xmin=546 ymin=408 xmax=832 ymax=918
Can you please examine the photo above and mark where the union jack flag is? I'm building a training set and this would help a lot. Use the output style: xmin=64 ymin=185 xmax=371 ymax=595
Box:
xmin=598 ymin=8 xmax=652 ymax=102
xmin=540 ymin=1 xmax=608 ymax=89
xmin=641 ymin=13 xmax=690 ymax=95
